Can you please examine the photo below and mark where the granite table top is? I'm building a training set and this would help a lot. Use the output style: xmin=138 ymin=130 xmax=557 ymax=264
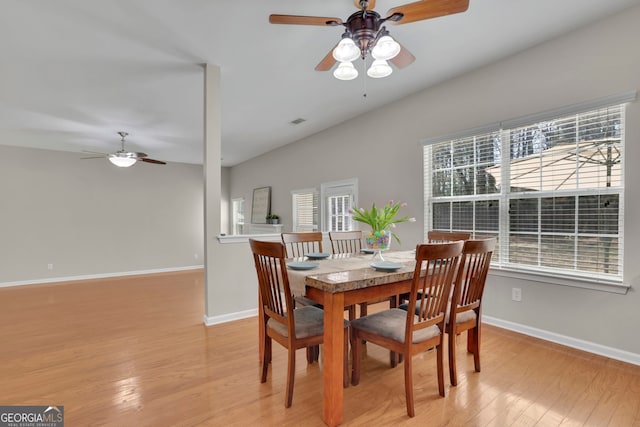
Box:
xmin=286 ymin=250 xmax=417 ymax=295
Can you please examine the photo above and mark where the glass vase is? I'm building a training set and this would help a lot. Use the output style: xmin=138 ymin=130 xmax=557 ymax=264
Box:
xmin=364 ymin=229 xmax=391 ymax=261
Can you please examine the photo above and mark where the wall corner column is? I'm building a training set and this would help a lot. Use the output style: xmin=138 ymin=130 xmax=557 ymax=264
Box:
xmin=203 ymin=64 xmax=222 ymax=319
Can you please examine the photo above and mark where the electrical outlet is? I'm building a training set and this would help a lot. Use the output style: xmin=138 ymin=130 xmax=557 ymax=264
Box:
xmin=47 ymin=263 xmax=54 ymax=270
xmin=194 ymin=253 xmax=199 ymax=260
xmin=512 ymin=287 xmax=522 ymax=302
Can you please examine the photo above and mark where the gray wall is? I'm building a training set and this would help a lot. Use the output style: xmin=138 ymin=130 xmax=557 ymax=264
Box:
xmin=0 ymin=145 xmax=204 ymax=284
xmin=224 ymin=5 xmax=640 ymax=357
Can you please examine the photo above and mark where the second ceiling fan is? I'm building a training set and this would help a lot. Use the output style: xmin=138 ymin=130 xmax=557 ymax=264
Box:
xmin=82 ymin=132 xmax=166 ymax=168
xmin=269 ymin=0 xmax=470 ymax=80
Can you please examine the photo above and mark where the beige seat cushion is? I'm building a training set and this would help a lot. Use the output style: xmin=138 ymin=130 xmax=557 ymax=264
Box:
xmin=400 ymin=302 xmax=477 ymax=326
xmin=350 ymin=308 xmax=441 ymax=344
xmin=267 ymin=306 xmax=347 ymax=339
xmin=447 ymin=308 xmax=477 ymax=325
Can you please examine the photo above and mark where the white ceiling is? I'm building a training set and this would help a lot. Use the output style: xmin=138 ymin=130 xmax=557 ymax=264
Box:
xmin=2 ymin=0 xmax=638 ymax=166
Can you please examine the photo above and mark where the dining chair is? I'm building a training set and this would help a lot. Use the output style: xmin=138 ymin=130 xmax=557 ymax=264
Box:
xmin=283 ymin=232 xmax=355 ymax=323
xmin=350 ymin=241 xmax=464 ymax=418
xmin=395 ymin=231 xmax=471 ymax=316
xmin=249 ymin=239 xmax=349 ymax=408
xmin=286 ymin=231 xmax=355 ymax=363
xmin=281 ymin=231 xmax=324 ymax=258
xmin=328 ymin=230 xmax=362 ymax=254
xmin=394 ymin=232 xmax=480 ymax=359
xmin=447 ymin=238 xmax=495 ymax=386
xmin=329 ymin=230 xmax=392 ymax=320
xmin=398 ymin=230 xmax=470 ymax=302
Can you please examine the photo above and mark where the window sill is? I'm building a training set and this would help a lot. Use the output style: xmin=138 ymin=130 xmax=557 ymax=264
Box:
xmin=488 ymin=266 xmax=630 ymax=294
xmin=217 ymin=234 xmax=281 ymax=244
xmin=217 ymin=231 xmax=332 ymax=244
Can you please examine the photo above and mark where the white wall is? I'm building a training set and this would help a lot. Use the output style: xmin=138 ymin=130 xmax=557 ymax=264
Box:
xmin=0 ymin=145 xmax=204 ymax=284
xmin=223 ymin=5 xmax=640 ymax=358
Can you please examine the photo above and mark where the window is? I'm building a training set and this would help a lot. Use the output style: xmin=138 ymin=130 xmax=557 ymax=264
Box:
xmin=321 ymin=179 xmax=358 ymax=232
xmin=292 ymin=189 xmax=319 ymax=232
xmin=327 ymin=194 xmax=352 ymax=231
xmin=231 ymin=198 xmax=244 ymax=235
xmin=424 ymin=102 xmax=626 ymax=283
xmin=291 ymin=179 xmax=358 ymax=232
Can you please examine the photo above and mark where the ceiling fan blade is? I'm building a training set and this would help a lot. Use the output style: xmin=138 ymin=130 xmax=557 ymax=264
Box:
xmin=81 ymin=150 xmax=108 ymax=156
xmin=389 ymin=43 xmax=416 ymax=68
xmin=140 ymin=158 xmax=166 ymax=165
xmin=80 ymin=156 xmax=106 ymax=160
xmin=133 ymin=152 xmax=148 ymax=158
xmin=269 ymin=14 xmax=343 ymax=26
xmin=353 ymin=0 xmax=376 ymax=10
xmin=386 ymin=0 xmax=469 ymax=25
xmin=315 ymin=43 xmax=339 ymax=71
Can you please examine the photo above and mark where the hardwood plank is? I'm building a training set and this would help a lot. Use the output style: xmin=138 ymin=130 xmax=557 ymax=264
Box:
xmin=1 ymin=272 xmax=640 ymax=426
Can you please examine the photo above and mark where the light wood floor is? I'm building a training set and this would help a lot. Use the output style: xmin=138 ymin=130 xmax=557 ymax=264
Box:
xmin=1 ymin=271 xmax=639 ymax=426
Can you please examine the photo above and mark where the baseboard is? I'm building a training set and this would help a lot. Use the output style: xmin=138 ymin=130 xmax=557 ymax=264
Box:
xmin=483 ymin=315 xmax=640 ymax=366
xmin=0 ymin=265 xmax=205 ymax=288
xmin=204 ymin=309 xmax=258 ymax=326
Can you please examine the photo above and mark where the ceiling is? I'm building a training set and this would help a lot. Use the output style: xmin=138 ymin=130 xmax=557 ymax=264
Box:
xmin=2 ymin=0 xmax=638 ymax=167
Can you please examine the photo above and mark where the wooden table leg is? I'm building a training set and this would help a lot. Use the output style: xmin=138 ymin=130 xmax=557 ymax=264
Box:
xmin=322 ymin=291 xmax=344 ymax=427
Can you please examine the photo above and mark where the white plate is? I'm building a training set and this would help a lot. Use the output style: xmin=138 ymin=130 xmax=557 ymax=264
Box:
xmin=370 ymin=261 xmax=403 ymax=272
xmin=306 ymin=252 xmax=330 ymax=260
xmin=287 ymin=261 xmax=319 ymax=271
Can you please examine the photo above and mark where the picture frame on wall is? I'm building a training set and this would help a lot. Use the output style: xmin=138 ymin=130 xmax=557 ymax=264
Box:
xmin=251 ymin=186 xmax=271 ymax=224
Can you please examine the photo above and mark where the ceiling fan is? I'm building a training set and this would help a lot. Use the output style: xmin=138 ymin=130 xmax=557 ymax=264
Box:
xmin=269 ymin=0 xmax=469 ymax=80
xmin=82 ymin=131 xmax=166 ymax=168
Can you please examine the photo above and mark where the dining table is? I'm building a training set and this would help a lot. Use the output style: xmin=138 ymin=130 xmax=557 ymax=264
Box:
xmin=286 ymin=250 xmax=418 ymax=427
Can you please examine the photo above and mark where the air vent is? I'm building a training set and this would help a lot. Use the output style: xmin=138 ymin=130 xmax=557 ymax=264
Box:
xmin=290 ymin=118 xmax=306 ymax=125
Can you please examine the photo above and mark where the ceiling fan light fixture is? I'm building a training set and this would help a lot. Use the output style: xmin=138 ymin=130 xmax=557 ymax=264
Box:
xmin=367 ymin=59 xmax=392 ymax=78
xmin=108 ymin=155 xmax=137 ymax=167
xmin=333 ymin=61 xmax=359 ymax=80
xmin=332 ymin=37 xmax=360 ymax=62
xmin=371 ymin=35 xmax=401 ymax=60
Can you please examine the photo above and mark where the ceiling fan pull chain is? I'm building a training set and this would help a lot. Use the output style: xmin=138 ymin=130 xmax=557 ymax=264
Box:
xmin=362 ymin=57 xmax=368 ymax=98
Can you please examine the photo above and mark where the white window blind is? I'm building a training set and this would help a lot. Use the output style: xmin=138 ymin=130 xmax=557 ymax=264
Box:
xmin=292 ymin=189 xmax=318 ymax=232
xmin=424 ymin=103 xmax=625 ymax=282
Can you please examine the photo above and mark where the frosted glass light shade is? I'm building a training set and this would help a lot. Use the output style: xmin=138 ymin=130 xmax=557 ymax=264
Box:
xmin=367 ymin=59 xmax=392 ymax=78
xmin=109 ymin=155 xmax=137 ymax=167
xmin=333 ymin=62 xmax=359 ymax=80
xmin=371 ymin=35 xmax=401 ymax=60
xmin=332 ymin=38 xmax=360 ymax=62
